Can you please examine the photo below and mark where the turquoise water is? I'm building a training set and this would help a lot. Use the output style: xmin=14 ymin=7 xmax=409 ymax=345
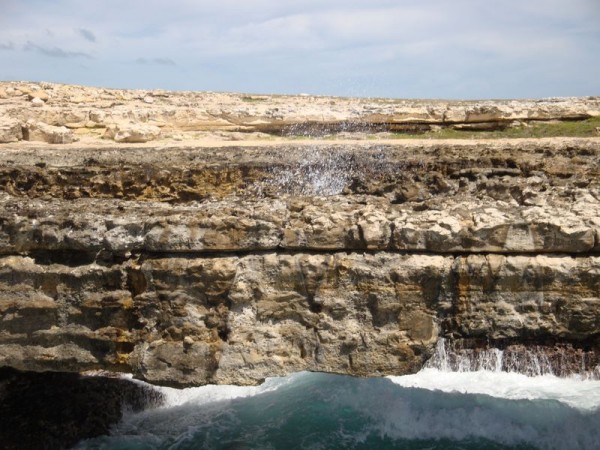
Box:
xmin=75 ymin=370 xmax=600 ymax=450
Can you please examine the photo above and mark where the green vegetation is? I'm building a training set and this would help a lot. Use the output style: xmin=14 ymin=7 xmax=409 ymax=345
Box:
xmin=240 ymin=96 xmax=267 ymax=103
xmin=389 ymin=116 xmax=600 ymax=140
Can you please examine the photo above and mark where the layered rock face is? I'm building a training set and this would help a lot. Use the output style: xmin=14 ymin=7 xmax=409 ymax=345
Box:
xmin=0 ymin=84 xmax=599 ymax=387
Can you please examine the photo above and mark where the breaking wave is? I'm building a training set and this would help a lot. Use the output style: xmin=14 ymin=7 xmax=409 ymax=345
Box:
xmin=75 ymin=365 xmax=599 ymax=450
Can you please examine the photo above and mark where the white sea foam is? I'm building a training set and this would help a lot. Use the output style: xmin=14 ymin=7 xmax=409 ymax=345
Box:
xmin=389 ymin=368 xmax=600 ymax=411
xmin=153 ymin=371 xmax=300 ymax=408
xmin=84 ymin=337 xmax=600 ymax=450
xmin=77 ymin=369 xmax=600 ymax=450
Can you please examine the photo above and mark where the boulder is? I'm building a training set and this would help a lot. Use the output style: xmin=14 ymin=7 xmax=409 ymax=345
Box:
xmin=104 ymin=122 xmax=161 ymax=143
xmin=23 ymin=120 xmax=76 ymax=144
xmin=31 ymin=97 xmax=45 ymax=107
xmin=0 ymin=118 xmax=22 ymax=143
xmin=27 ymin=90 xmax=49 ymax=102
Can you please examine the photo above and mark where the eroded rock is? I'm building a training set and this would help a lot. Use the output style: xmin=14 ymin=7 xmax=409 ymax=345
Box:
xmin=104 ymin=122 xmax=161 ymax=143
xmin=23 ymin=120 xmax=75 ymax=144
xmin=0 ymin=117 xmax=22 ymax=143
xmin=0 ymin=251 xmax=597 ymax=386
xmin=0 ymin=83 xmax=598 ymax=388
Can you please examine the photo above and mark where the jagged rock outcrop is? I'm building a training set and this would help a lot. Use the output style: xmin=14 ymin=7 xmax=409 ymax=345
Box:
xmin=0 ymin=84 xmax=599 ymax=387
xmin=0 ymin=367 xmax=163 ymax=450
xmin=0 ymin=247 xmax=597 ymax=386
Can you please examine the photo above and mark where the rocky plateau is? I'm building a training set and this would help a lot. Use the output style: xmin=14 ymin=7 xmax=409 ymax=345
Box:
xmin=0 ymin=82 xmax=599 ymax=391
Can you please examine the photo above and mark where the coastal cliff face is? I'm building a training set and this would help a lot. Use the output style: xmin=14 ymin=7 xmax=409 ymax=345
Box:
xmin=0 ymin=82 xmax=599 ymax=387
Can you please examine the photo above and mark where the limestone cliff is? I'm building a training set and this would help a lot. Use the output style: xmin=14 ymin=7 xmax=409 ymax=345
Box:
xmin=0 ymin=83 xmax=598 ymax=386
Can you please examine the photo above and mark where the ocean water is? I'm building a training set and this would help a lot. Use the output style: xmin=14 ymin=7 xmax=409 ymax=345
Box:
xmin=74 ymin=363 xmax=600 ymax=450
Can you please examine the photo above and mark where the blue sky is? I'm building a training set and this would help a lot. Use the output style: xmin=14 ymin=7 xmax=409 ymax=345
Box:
xmin=0 ymin=0 xmax=598 ymax=98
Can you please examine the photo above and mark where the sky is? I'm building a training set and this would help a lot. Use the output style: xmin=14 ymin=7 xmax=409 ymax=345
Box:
xmin=0 ymin=0 xmax=599 ymax=99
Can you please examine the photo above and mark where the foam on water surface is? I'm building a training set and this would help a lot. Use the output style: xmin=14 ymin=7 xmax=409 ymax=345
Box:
xmin=77 ymin=341 xmax=600 ymax=450
xmin=389 ymin=368 xmax=600 ymax=411
xmin=75 ymin=369 xmax=600 ymax=450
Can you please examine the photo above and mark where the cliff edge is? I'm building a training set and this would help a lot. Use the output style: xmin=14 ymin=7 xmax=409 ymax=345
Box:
xmin=0 ymin=82 xmax=599 ymax=386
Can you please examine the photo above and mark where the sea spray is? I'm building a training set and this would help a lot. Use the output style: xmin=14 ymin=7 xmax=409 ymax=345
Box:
xmin=75 ymin=343 xmax=600 ymax=449
xmin=76 ymin=370 xmax=600 ymax=450
xmin=424 ymin=338 xmax=599 ymax=379
xmin=261 ymin=146 xmax=356 ymax=196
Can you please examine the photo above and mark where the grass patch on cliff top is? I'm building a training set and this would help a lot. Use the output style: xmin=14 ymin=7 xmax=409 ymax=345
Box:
xmin=391 ymin=116 xmax=600 ymax=139
xmin=241 ymin=96 xmax=268 ymax=103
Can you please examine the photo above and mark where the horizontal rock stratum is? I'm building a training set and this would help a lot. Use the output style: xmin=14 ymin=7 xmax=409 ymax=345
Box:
xmin=1 ymin=81 xmax=599 ymax=143
xmin=0 ymin=82 xmax=599 ymax=386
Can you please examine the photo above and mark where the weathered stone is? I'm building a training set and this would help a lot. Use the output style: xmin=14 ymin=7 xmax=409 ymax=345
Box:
xmin=23 ymin=120 xmax=75 ymax=144
xmin=1 ymin=81 xmax=599 ymax=136
xmin=0 ymin=117 xmax=22 ymax=143
xmin=104 ymin=122 xmax=161 ymax=143
xmin=0 ymin=82 xmax=599 ymax=389
xmin=30 ymin=97 xmax=45 ymax=107
xmin=441 ymin=255 xmax=600 ymax=341
xmin=28 ymin=90 xmax=49 ymax=102
xmin=0 ymin=251 xmax=597 ymax=387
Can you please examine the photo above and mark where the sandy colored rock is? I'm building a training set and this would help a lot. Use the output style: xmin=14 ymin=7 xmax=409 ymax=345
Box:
xmin=104 ymin=122 xmax=161 ymax=143
xmin=0 ymin=82 xmax=598 ymax=386
xmin=23 ymin=120 xmax=75 ymax=144
xmin=0 ymin=251 xmax=597 ymax=387
xmin=1 ymin=81 xmax=599 ymax=140
xmin=31 ymin=97 xmax=45 ymax=107
xmin=28 ymin=90 xmax=49 ymax=102
xmin=0 ymin=117 xmax=22 ymax=143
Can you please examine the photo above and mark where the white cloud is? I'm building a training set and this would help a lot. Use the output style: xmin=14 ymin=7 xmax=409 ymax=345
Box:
xmin=0 ymin=0 xmax=598 ymax=98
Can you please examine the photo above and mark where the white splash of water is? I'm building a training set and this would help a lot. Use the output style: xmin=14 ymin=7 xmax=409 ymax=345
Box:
xmin=264 ymin=147 xmax=354 ymax=196
xmin=389 ymin=338 xmax=600 ymax=411
xmin=390 ymin=369 xmax=600 ymax=411
xmin=153 ymin=372 xmax=300 ymax=408
xmin=422 ymin=338 xmax=598 ymax=378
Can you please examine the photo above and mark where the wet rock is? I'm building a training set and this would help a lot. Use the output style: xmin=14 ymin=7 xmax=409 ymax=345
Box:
xmin=0 ymin=367 xmax=163 ymax=450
